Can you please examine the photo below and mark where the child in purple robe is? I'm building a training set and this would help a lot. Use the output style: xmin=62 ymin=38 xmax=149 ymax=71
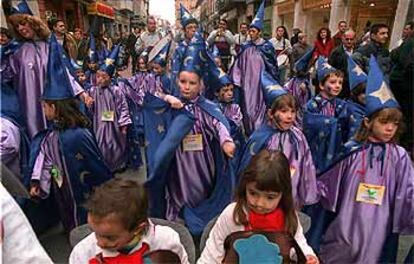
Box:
xmin=317 ymin=56 xmax=414 ymax=263
xmin=198 ymin=150 xmax=318 ymax=264
xmin=239 ymin=72 xmax=317 ymax=209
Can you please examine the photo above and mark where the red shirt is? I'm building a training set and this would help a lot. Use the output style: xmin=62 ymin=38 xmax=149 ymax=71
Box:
xmin=313 ymin=38 xmax=334 ymax=59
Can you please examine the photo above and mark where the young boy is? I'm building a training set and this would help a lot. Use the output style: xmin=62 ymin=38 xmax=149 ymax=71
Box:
xmin=150 ymin=40 xmax=172 ymax=95
xmin=87 ymin=45 xmax=132 ymax=172
xmin=69 ymin=178 xmax=189 ymax=264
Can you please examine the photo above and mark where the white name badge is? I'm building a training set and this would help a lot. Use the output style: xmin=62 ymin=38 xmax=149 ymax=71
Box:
xmin=101 ymin=111 xmax=115 ymax=122
xmin=183 ymin=134 xmax=203 ymax=152
xmin=356 ymin=183 xmax=385 ymax=205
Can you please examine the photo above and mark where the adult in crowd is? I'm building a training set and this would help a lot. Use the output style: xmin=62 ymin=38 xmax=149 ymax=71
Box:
xmin=73 ymin=27 xmax=88 ymax=63
xmin=270 ymin=26 xmax=292 ymax=84
xmin=127 ymin=26 xmax=143 ymax=73
xmin=207 ymin=19 xmax=235 ymax=71
xmin=312 ymin=27 xmax=334 ymax=61
xmin=329 ymin=29 xmax=356 ymax=98
xmin=390 ymin=21 xmax=414 ymax=156
xmin=290 ymin=28 xmax=302 ymax=46
xmin=233 ymin=22 xmax=249 ymax=54
xmin=50 ymin=19 xmax=77 ymax=59
xmin=352 ymin=23 xmax=391 ymax=78
xmin=292 ymin=32 xmax=312 ymax=63
xmin=135 ymin=16 xmax=162 ymax=56
xmin=332 ymin=20 xmax=347 ymax=47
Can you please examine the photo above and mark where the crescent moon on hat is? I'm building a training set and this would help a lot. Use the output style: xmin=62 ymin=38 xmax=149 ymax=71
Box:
xmin=199 ymin=51 xmax=208 ymax=62
xmin=184 ymin=56 xmax=193 ymax=67
xmin=249 ymin=142 xmax=256 ymax=156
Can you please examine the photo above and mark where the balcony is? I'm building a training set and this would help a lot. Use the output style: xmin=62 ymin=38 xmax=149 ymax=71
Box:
xmin=119 ymin=0 xmax=134 ymax=12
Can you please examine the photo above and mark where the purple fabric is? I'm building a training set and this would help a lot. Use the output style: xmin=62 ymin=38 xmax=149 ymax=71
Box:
xmin=230 ymin=39 xmax=266 ymax=135
xmin=127 ymin=72 xmax=164 ymax=105
xmin=31 ymin=131 xmax=78 ymax=232
xmin=165 ymin=98 xmax=233 ymax=221
xmin=265 ymin=123 xmax=318 ymax=207
xmin=9 ymin=42 xmax=83 ymax=138
xmin=284 ymin=77 xmax=312 ymax=108
xmin=318 ymin=143 xmax=414 ymax=263
xmin=222 ymin=103 xmax=243 ymax=127
xmin=0 ymin=117 xmax=21 ymax=179
xmin=88 ymin=85 xmax=132 ymax=172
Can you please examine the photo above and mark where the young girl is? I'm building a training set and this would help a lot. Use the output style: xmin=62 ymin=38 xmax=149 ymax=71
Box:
xmin=28 ymin=35 xmax=112 ymax=233
xmin=239 ymin=71 xmax=317 ymax=209
xmin=145 ymin=44 xmax=235 ymax=235
xmin=317 ymin=56 xmax=414 ymax=263
xmin=87 ymin=45 xmax=132 ymax=172
xmin=198 ymin=149 xmax=318 ymax=264
xmin=69 ymin=178 xmax=189 ymax=264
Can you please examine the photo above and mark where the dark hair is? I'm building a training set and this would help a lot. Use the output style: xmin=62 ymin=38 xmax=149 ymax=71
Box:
xmin=233 ymin=150 xmax=298 ymax=236
xmin=338 ymin=20 xmax=347 ymax=26
xmin=270 ymin=93 xmax=298 ymax=113
xmin=317 ymin=27 xmax=331 ymax=41
xmin=50 ymin=19 xmax=64 ymax=28
xmin=44 ymin=98 xmax=90 ymax=130
xmin=370 ymin=24 xmax=389 ymax=35
xmin=185 ymin=19 xmax=198 ymax=28
xmin=319 ymin=70 xmax=344 ymax=85
xmin=240 ymin=22 xmax=248 ymax=28
xmin=220 ymin=19 xmax=228 ymax=25
xmin=405 ymin=21 xmax=414 ymax=30
xmin=86 ymin=178 xmax=149 ymax=232
xmin=276 ymin=26 xmax=289 ymax=40
xmin=0 ymin=27 xmax=12 ymax=38
xmin=350 ymin=82 xmax=366 ymax=102
xmin=354 ymin=108 xmax=404 ymax=143
xmin=74 ymin=27 xmax=82 ymax=33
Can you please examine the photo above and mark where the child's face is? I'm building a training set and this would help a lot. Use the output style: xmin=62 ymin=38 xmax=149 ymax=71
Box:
xmin=42 ymin=101 xmax=56 ymax=121
xmin=319 ymin=75 xmax=343 ymax=99
xmin=88 ymin=62 xmax=98 ymax=71
xmin=138 ymin=58 xmax=147 ymax=71
xmin=246 ymin=182 xmax=282 ymax=214
xmin=214 ymin=57 xmax=222 ymax=68
xmin=268 ymin=106 xmax=296 ymax=131
xmin=366 ymin=117 xmax=399 ymax=143
xmin=152 ymin=63 xmax=164 ymax=75
xmin=76 ymin=71 xmax=86 ymax=83
xmin=88 ymin=213 xmax=138 ymax=252
xmin=178 ymin=71 xmax=201 ymax=100
xmin=357 ymin=93 xmax=366 ymax=105
xmin=96 ymin=70 xmax=110 ymax=87
xmin=216 ymin=84 xmax=234 ymax=103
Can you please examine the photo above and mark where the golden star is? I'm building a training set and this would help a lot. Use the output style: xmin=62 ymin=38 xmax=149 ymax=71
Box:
xmin=75 ymin=153 xmax=84 ymax=160
xmin=352 ymin=65 xmax=364 ymax=76
xmin=369 ymin=81 xmax=394 ymax=104
xmin=105 ymin=58 xmax=114 ymax=66
xmin=157 ymin=124 xmax=165 ymax=134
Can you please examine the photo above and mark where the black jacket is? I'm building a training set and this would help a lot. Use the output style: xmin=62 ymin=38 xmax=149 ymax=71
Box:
xmin=329 ymin=45 xmax=350 ymax=98
xmin=352 ymin=41 xmax=392 ymax=79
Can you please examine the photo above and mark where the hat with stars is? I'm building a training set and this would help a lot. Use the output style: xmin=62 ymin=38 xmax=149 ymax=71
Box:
xmin=180 ymin=4 xmax=197 ymax=28
xmin=99 ymin=44 xmax=121 ymax=77
xmin=180 ymin=41 xmax=204 ymax=77
xmin=365 ymin=55 xmax=399 ymax=116
xmin=151 ymin=40 xmax=171 ymax=68
xmin=261 ymin=70 xmax=287 ymax=108
xmin=88 ymin=33 xmax=98 ymax=63
xmin=205 ymin=53 xmax=232 ymax=91
xmin=294 ymin=48 xmax=314 ymax=73
xmin=42 ymin=33 xmax=75 ymax=100
xmin=317 ymin=56 xmax=337 ymax=82
xmin=10 ymin=0 xmax=33 ymax=16
xmin=347 ymin=55 xmax=367 ymax=91
xmin=250 ymin=0 xmax=265 ymax=31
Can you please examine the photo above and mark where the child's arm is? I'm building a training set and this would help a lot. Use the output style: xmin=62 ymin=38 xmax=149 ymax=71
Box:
xmin=294 ymin=215 xmax=319 ymax=263
xmin=115 ymin=87 xmax=132 ymax=130
xmin=30 ymin=142 xmax=53 ymax=199
xmin=211 ymin=118 xmax=236 ymax=158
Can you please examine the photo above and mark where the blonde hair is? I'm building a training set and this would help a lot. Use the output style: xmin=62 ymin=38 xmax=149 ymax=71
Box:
xmin=8 ymin=14 xmax=50 ymax=40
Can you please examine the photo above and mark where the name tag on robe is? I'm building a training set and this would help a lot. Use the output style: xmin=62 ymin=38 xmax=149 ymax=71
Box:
xmin=183 ymin=134 xmax=203 ymax=152
xmin=356 ymin=183 xmax=385 ymax=205
xmin=51 ymin=166 xmax=63 ymax=188
xmin=102 ymin=111 xmax=115 ymax=122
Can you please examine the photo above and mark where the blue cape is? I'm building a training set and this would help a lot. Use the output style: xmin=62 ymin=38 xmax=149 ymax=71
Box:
xmin=143 ymin=94 xmax=236 ymax=234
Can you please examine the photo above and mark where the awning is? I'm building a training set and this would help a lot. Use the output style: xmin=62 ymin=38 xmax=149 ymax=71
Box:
xmin=87 ymin=2 xmax=115 ymax=20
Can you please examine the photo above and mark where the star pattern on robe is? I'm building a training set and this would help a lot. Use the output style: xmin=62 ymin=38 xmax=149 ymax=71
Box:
xmin=369 ymin=81 xmax=394 ymax=104
xmin=75 ymin=152 xmax=84 ymax=160
xmin=157 ymin=124 xmax=165 ymax=134
xmin=104 ymin=58 xmax=114 ymax=66
xmin=352 ymin=65 xmax=365 ymax=76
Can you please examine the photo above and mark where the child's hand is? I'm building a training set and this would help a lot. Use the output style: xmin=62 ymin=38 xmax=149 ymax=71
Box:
xmin=165 ymin=95 xmax=184 ymax=109
xmin=306 ymin=255 xmax=319 ymax=264
xmin=120 ymin=126 xmax=128 ymax=135
xmin=222 ymin=141 xmax=236 ymax=158
xmin=30 ymin=185 xmax=40 ymax=197
xmin=81 ymin=92 xmax=94 ymax=108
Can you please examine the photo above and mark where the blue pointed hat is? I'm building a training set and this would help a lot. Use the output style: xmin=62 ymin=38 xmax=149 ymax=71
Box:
xmin=317 ymin=56 xmax=337 ymax=81
xmin=365 ymin=55 xmax=399 ymax=116
xmin=152 ymin=41 xmax=171 ymax=67
xmin=180 ymin=4 xmax=197 ymax=28
xmin=206 ymin=54 xmax=232 ymax=91
xmin=99 ymin=44 xmax=120 ymax=77
xmin=261 ymin=70 xmax=287 ymax=107
xmin=347 ymin=55 xmax=367 ymax=91
xmin=42 ymin=34 xmax=75 ymax=100
xmin=294 ymin=48 xmax=314 ymax=73
xmin=180 ymin=42 xmax=204 ymax=77
xmin=10 ymin=0 xmax=33 ymax=16
xmin=88 ymin=33 xmax=98 ymax=63
xmin=250 ymin=0 xmax=265 ymax=31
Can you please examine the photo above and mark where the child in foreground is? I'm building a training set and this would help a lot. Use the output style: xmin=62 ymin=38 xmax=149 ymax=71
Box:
xmin=69 ymin=178 xmax=189 ymax=264
xmin=198 ymin=149 xmax=318 ymax=264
